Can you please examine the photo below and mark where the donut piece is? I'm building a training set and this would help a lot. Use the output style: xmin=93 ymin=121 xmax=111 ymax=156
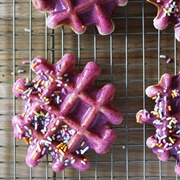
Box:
xmin=12 ymin=53 xmax=123 ymax=172
xmin=147 ymin=0 xmax=180 ymax=41
xmin=32 ymin=0 xmax=128 ymax=35
xmin=136 ymin=72 xmax=180 ymax=176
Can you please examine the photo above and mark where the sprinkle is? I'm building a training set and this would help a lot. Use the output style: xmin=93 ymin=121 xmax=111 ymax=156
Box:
xmin=32 ymin=62 xmax=38 ymax=69
xmin=59 ymin=149 xmax=65 ymax=155
xmin=33 ymin=153 xmax=38 ymax=160
xmin=159 ymin=55 xmax=167 ymax=58
xmin=41 ymin=147 xmax=46 ymax=155
xmin=168 ymin=105 xmax=172 ymax=111
xmin=37 ymin=142 xmax=41 ymax=152
xmin=56 ymin=142 xmax=63 ymax=149
xmin=167 ymin=58 xmax=172 ymax=63
xmin=49 ymin=146 xmax=52 ymax=151
xmin=51 ymin=127 xmax=56 ymax=132
xmin=29 ymin=129 xmax=32 ymax=135
xmin=158 ymin=149 xmax=164 ymax=153
xmin=56 ymin=120 xmax=60 ymax=126
xmin=16 ymin=87 xmax=24 ymax=93
xmin=49 ymin=76 xmax=54 ymax=81
xmin=81 ymin=141 xmax=85 ymax=147
xmin=40 ymin=140 xmax=51 ymax=145
xmin=80 ymin=146 xmax=89 ymax=154
xmin=18 ymin=69 xmax=25 ymax=73
xmin=47 ymin=136 xmax=52 ymax=141
xmin=16 ymin=124 xmax=22 ymax=133
xmin=63 ymin=145 xmax=68 ymax=153
xmin=36 ymin=59 xmax=42 ymax=63
xmin=22 ymin=111 xmax=26 ymax=117
xmin=81 ymin=25 xmax=86 ymax=29
xmin=71 ymin=158 xmax=75 ymax=164
xmin=169 ymin=137 xmax=175 ymax=144
xmin=167 ymin=117 xmax=172 ymax=121
xmin=81 ymin=160 xmax=86 ymax=165
xmin=23 ymin=137 xmax=29 ymax=145
xmin=136 ymin=114 xmax=141 ymax=123
xmin=151 ymin=143 xmax=156 ymax=148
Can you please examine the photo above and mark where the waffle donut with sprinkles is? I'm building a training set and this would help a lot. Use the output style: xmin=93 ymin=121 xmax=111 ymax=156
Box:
xmin=32 ymin=0 xmax=128 ymax=35
xmin=136 ymin=73 xmax=180 ymax=176
xmin=12 ymin=53 xmax=123 ymax=172
xmin=147 ymin=0 xmax=180 ymax=41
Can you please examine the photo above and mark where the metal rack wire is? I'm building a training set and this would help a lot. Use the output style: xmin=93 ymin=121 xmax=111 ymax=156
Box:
xmin=0 ymin=0 xmax=180 ymax=179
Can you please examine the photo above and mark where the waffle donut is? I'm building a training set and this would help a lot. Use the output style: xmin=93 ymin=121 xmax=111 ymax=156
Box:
xmin=32 ymin=0 xmax=128 ymax=35
xmin=147 ymin=0 xmax=180 ymax=41
xmin=136 ymin=72 xmax=180 ymax=176
xmin=12 ymin=53 xmax=123 ymax=172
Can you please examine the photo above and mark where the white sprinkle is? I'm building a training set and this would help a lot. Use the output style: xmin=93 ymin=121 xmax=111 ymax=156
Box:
xmin=80 ymin=146 xmax=89 ymax=154
xmin=40 ymin=140 xmax=51 ymax=145
xmin=47 ymin=136 xmax=52 ymax=141
xmin=81 ymin=160 xmax=86 ymax=165
xmin=16 ymin=124 xmax=22 ymax=133
xmin=158 ymin=149 xmax=164 ymax=153
xmin=160 ymin=55 xmax=167 ymax=58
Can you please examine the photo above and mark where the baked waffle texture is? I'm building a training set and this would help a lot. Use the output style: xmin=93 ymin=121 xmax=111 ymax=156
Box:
xmin=136 ymin=73 xmax=180 ymax=176
xmin=147 ymin=0 xmax=180 ymax=41
xmin=32 ymin=0 xmax=128 ymax=35
xmin=12 ymin=53 xmax=123 ymax=172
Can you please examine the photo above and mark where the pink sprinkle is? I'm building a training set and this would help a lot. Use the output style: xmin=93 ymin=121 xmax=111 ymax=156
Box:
xmin=166 ymin=58 xmax=171 ymax=63
xmin=22 ymin=60 xmax=30 ymax=64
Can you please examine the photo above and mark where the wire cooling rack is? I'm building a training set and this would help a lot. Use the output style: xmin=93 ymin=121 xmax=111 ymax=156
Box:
xmin=0 ymin=0 xmax=180 ymax=179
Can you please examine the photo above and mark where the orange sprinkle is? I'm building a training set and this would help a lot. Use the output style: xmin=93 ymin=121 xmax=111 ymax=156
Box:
xmin=37 ymin=79 xmax=42 ymax=85
xmin=136 ymin=114 xmax=141 ymax=123
xmin=168 ymin=105 xmax=172 ymax=111
xmin=32 ymin=62 xmax=38 ymax=69
xmin=22 ymin=111 xmax=26 ymax=117
xmin=56 ymin=142 xmax=63 ymax=149
xmin=29 ymin=137 xmax=33 ymax=142
xmin=62 ymin=62 xmax=67 ymax=67
xmin=63 ymin=145 xmax=68 ymax=153
xmin=16 ymin=87 xmax=24 ymax=93
xmin=171 ymin=92 xmax=175 ymax=98
xmin=81 ymin=25 xmax=86 ymax=29
xmin=23 ymin=137 xmax=29 ymax=145
xmin=33 ymin=153 xmax=38 ymax=160
xmin=83 ymin=158 xmax=88 ymax=162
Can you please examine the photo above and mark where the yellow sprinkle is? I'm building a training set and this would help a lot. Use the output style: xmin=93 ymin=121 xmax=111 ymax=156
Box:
xmin=168 ymin=105 xmax=172 ymax=111
xmin=40 ymin=111 xmax=45 ymax=116
xmin=152 ymin=96 xmax=157 ymax=100
xmin=169 ymin=137 xmax=174 ymax=144
xmin=62 ymin=62 xmax=67 ymax=67
xmin=49 ymin=76 xmax=54 ymax=81
xmin=171 ymin=92 xmax=175 ymax=98
xmin=49 ymin=146 xmax=52 ymax=151
xmin=23 ymin=137 xmax=29 ymax=145
xmin=51 ymin=127 xmax=56 ymax=132
xmin=59 ymin=149 xmax=65 ymax=155
xmin=167 ymin=117 xmax=172 ymax=121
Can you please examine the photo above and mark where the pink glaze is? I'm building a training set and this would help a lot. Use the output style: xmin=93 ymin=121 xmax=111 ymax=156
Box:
xmin=32 ymin=0 xmax=128 ymax=35
xmin=12 ymin=53 xmax=123 ymax=172
xmin=136 ymin=72 xmax=180 ymax=176
xmin=147 ymin=0 xmax=180 ymax=41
